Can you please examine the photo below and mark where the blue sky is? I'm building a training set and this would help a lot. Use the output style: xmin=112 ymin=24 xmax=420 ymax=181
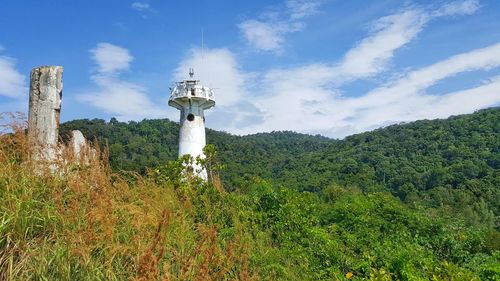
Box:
xmin=1 ymin=0 xmax=499 ymax=138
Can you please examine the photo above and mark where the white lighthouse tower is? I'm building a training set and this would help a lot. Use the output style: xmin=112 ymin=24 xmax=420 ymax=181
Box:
xmin=168 ymin=68 xmax=215 ymax=179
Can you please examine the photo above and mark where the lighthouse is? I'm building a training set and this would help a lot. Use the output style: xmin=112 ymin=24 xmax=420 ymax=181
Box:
xmin=168 ymin=68 xmax=215 ymax=179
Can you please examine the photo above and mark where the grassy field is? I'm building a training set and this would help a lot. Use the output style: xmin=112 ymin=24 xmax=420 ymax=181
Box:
xmin=0 ymin=116 xmax=256 ymax=281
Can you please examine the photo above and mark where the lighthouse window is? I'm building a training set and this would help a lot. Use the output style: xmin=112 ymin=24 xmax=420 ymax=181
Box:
xmin=191 ymin=88 xmax=195 ymax=96
xmin=187 ymin=113 xmax=195 ymax=121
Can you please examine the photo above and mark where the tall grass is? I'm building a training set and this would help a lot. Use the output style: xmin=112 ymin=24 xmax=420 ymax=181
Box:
xmin=0 ymin=114 xmax=257 ymax=280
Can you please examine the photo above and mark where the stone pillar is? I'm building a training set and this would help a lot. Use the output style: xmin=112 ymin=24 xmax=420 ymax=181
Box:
xmin=70 ymin=130 xmax=86 ymax=160
xmin=27 ymin=66 xmax=63 ymax=165
xmin=69 ymin=130 xmax=97 ymax=164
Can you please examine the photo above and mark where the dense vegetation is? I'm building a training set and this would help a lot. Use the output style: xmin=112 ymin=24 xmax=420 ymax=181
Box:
xmin=1 ymin=119 xmax=499 ymax=280
xmin=1 ymin=109 xmax=497 ymax=279
xmin=61 ymin=108 xmax=500 ymax=230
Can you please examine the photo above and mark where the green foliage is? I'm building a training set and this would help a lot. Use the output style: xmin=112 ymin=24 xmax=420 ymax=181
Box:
xmin=54 ymin=108 xmax=500 ymax=279
xmin=149 ymin=154 xmax=191 ymax=188
xmin=2 ymin=126 xmax=500 ymax=280
xmin=61 ymin=108 xmax=500 ymax=230
xmin=231 ymin=181 xmax=499 ymax=280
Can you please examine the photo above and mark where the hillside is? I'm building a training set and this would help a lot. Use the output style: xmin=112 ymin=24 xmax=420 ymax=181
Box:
xmin=59 ymin=118 xmax=333 ymax=186
xmin=1 ymin=121 xmax=499 ymax=280
xmin=60 ymin=107 xmax=500 ymax=228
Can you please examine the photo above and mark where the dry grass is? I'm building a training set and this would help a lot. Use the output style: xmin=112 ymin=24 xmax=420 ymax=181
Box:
xmin=0 ymin=113 xmax=258 ymax=280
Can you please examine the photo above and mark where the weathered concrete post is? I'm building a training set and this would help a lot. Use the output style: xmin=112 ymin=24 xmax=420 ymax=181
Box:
xmin=27 ymin=66 xmax=63 ymax=166
xmin=69 ymin=130 xmax=95 ymax=162
xmin=70 ymin=130 xmax=86 ymax=160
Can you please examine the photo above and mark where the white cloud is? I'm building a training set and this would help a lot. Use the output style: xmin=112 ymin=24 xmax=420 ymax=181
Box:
xmin=242 ymin=6 xmax=431 ymax=88
xmin=337 ymin=43 xmax=500 ymax=131
xmin=238 ymin=20 xmax=287 ymax=53
xmin=337 ymin=9 xmax=428 ymax=80
xmin=335 ymin=0 xmax=481 ymax=82
xmin=350 ymin=43 xmax=500 ymax=108
xmin=131 ymin=2 xmax=150 ymax=11
xmin=0 ymin=54 xmax=26 ymax=98
xmin=424 ymin=78 xmax=500 ymax=117
xmin=218 ymin=0 xmax=490 ymax=137
xmin=246 ymin=43 xmax=500 ymax=138
xmin=240 ymin=0 xmax=481 ymax=80
xmin=239 ymin=0 xmax=322 ymax=53
xmin=286 ymin=0 xmax=322 ymax=20
xmin=79 ymin=43 xmax=166 ymax=120
xmin=340 ymin=78 xmax=500 ymax=135
xmin=173 ymin=48 xmax=252 ymax=107
xmin=90 ymin=43 xmax=133 ymax=74
xmin=433 ymin=0 xmax=480 ymax=17
xmin=78 ymin=76 xmax=165 ymax=120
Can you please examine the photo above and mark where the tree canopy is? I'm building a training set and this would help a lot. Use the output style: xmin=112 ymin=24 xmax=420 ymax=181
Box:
xmin=60 ymin=107 xmax=500 ymax=230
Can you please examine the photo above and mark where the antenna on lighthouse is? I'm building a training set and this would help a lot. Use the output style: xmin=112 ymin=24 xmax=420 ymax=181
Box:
xmin=189 ymin=68 xmax=194 ymax=78
xmin=201 ymin=27 xmax=205 ymax=81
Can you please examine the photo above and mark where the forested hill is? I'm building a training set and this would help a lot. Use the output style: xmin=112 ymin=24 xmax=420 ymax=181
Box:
xmin=60 ymin=107 xmax=500 ymax=227
xmin=59 ymin=117 xmax=334 ymax=177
